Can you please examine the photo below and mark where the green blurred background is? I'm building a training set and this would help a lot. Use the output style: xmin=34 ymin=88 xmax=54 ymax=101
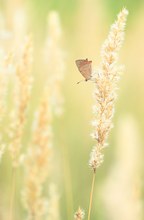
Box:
xmin=0 ymin=0 xmax=144 ymax=219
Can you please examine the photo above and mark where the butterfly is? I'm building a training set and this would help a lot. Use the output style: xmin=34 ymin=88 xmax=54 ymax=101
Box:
xmin=75 ymin=58 xmax=92 ymax=84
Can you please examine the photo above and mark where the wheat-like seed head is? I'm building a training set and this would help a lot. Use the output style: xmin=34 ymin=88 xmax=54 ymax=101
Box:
xmin=74 ymin=207 xmax=85 ymax=220
xmin=0 ymin=144 xmax=5 ymax=162
xmin=0 ymin=51 xmax=13 ymax=120
xmin=47 ymin=184 xmax=60 ymax=220
xmin=44 ymin=11 xmax=65 ymax=116
xmin=89 ymin=8 xmax=128 ymax=171
xmin=23 ymin=11 xmax=64 ymax=219
xmin=0 ymin=51 xmax=14 ymax=161
xmin=23 ymin=86 xmax=53 ymax=219
xmin=9 ymin=36 xmax=33 ymax=167
xmin=6 ymin=0 xmax=27 ymax=45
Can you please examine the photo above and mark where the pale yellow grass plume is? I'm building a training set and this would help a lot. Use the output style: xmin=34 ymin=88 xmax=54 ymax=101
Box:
xmin=89 ymin=8 xmax=128 ymax=171
xmin=12 ymin=7 xmax=27 ymax=46
xmin=47 ymin=184 xmax=60 ymax=220
xmin=9 ymin=36 xmax=33 ymax=167
xmin=0 ymin=51 xmax=13 ymax=120
xmin=0 ymin=144 xmax=5 ymax=162
xmin=44 ymin=11 xmax=73 ymax=217
xmin=74 ymin=207 xmax=85 ymax=220
xmin=23 ymin=86 xmax=53 ymax=219
xmin=0 ymin=51 xmax=14 ymax=161
xmin=44 ymin=11 xmax=65 ymax=116
xmin=22 ymin=11 xmax=65 ymax=219
xmin=102 ymin=116 xmax=143 ymax=220
xmin=6 ymin=0 xmax=27 ymax=45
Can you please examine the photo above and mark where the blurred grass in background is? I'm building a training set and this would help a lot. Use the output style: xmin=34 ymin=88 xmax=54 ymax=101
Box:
xmin=0 ymin=0 xmax=144 ymax=220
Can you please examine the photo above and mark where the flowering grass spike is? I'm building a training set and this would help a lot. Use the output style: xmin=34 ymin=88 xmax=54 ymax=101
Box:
xmin=89 ymin=8 xmax=128 ymax=171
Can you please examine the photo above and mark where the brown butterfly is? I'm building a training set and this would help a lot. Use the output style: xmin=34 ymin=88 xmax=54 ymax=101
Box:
xmin=75 ymin=58 xmax=92 ymax=84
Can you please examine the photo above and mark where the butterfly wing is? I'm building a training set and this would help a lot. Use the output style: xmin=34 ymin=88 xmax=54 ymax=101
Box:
xmin=75 ymin=59 xmax=92 ymax=80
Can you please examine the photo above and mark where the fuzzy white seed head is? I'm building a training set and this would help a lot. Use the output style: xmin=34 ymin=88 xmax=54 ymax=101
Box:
xmin=74 ymin=207 xmax=85 ymax=220
xmin=89 ymin=8 xmax=128 ymax=170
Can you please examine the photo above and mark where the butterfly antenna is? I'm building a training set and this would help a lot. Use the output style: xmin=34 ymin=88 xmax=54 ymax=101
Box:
xmin=77 ymin=79 xmax=85 ymax=84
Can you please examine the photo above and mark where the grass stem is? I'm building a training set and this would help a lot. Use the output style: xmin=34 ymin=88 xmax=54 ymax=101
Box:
xmin=87 ymin=171 xmax=96 ymax=220
xmin=9 ymin=167 xmax=16 ymax=220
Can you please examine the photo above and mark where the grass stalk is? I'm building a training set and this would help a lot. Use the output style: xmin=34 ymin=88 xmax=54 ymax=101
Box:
xmin=87 ymin=171 xmax=96 ymax=220
xmin=9 ymin=167 xmax=16 ymax=220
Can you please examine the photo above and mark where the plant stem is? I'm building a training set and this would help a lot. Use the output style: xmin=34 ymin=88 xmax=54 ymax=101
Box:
xmin=87 ymin=171 xmax=96 ymax=220
xmin=61 ymin=140 xmax=73 ymax=218
xmin=9 ymin=167 xmax=16 ymax=220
